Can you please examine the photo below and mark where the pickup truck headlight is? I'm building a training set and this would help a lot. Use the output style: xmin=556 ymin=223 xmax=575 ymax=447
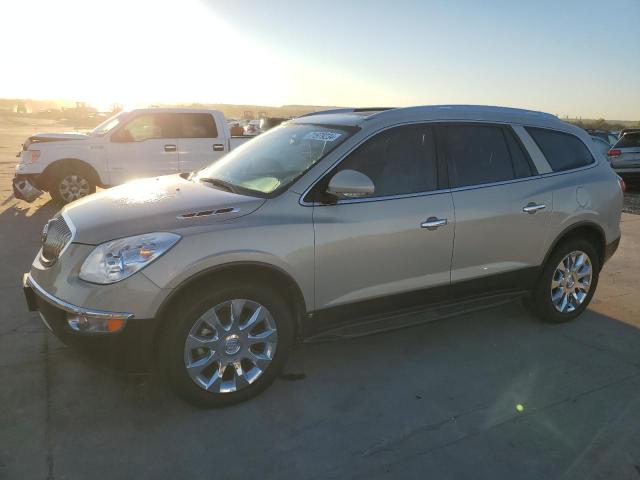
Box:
xmin=79 ymin=232 xmax=180 ymax=284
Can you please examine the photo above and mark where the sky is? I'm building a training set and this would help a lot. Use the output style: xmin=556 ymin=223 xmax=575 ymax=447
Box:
xmin=1 ymin=0 xmax=638 ymax=119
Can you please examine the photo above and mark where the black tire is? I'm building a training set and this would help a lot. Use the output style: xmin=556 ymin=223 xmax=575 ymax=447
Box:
xmin=49 ymin=168 xmax=96 ymax=204
xmin=160 ymin=281 xmax=295 ymax=408
xmin=526 ymin=238 xmax=600 ymax=323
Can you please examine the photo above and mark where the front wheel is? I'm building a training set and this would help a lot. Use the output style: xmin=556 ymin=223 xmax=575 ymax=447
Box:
xmin=49 ymin=169 xmax=95 ymax=204
xmin=526 ymin=239 xmax=600 ymax=323
xmin=161 ymin=282 xmax=295 ymax=408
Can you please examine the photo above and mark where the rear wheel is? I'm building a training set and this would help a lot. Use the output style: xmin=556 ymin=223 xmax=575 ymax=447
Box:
xmin=161 ymin=281 xmax=295 ymax=408
xmin=49 ymin=169 xmax=95 ymax=204
xmin=527 ymin=239 xmax=600 ymax=323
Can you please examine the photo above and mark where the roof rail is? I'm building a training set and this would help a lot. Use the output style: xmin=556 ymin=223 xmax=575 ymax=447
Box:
xmin=297 ymin=108 xmax=356 ymax=118
xmin=363 ymin=104 xmax=559 ymax=122
xmin=297 ymin=107 xmax=395 ymax=118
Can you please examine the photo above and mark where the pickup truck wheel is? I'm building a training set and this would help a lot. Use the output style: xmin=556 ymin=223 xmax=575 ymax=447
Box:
xmin=49 ymin=170 xmax=95 ymax=204
xmin=161 ymin=282 xmax=295 ymax=408
xmin=526 ymin=239 xmax=600 ymax=323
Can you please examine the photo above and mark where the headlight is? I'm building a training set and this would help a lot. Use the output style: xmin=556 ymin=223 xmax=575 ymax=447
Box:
xmin=79 ymin=232 xmax=180 ymax=284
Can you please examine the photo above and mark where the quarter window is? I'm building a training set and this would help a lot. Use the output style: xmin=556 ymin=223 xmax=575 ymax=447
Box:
xmin=179 ymin=113 xmax=218 ymax=138
xmin=330 ymin=125 xmax=438 ymax=198
xmin=526 ymin=127 xmax=594 ymax=172
xmin=442 ymin=125 xmax=532 ymax=188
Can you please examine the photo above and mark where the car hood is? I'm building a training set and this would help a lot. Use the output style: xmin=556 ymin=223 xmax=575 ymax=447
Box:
xmin=26 ymin=132 xmax=89 ymax=145
xmin=62 ymin=175 xmax=266 ymax=244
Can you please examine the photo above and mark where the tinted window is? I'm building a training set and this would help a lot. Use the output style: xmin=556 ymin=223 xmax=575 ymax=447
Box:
xmin=526 ymin=127 xmax=594 ymax=172
xmin=615 ymin=133 xmax=640 ymax=148
xmin=332 ymin=125 xmax=438 ymax=197
xmin=180 ymin=113 xmax=218 ymax=138
xmin=443 ymin=125 xmax=522 ymax=188
xmin=121 ymin=114 xmax=178 ymax=141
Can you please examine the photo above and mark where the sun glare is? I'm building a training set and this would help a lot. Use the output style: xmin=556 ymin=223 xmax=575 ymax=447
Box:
xmin=1 ymin=0 xmax=295 ymax=107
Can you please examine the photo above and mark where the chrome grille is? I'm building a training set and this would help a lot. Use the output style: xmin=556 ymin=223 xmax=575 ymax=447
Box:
xmin=41 ymin=216 xmax=72 ymax=265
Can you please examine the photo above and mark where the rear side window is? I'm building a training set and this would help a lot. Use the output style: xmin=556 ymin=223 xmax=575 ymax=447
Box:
xmin=442 ymin=124 xmax=532 ymax=188
xmin=179 ymin=113 xmax=218 ymax=138
xmin=614 ymin=133 xmax=640 ymax=148
xmin=526 ymin=127 xmax=594 ymax=172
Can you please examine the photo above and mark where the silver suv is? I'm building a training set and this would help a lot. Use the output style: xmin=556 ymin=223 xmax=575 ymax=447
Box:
xmin=23 ymin=105 xmax=624 ymax=407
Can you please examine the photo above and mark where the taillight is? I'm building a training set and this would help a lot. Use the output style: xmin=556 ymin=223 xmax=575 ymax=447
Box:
xmin=608 ymin=149 xmax=622 ymax=158
xmin=617 ymin=175 xmax=626 ymax=193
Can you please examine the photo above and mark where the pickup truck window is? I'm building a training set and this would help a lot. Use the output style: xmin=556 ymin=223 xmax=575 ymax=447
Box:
xmin=179 ymin=113 xmax=218 ymax=139
xmin=196 ymin=124 xmax=354 ymax=196
xmin=119 ymin=114 xmax=179 ymax=142
xmin=90 ymin=111 xmax=128 ymax=136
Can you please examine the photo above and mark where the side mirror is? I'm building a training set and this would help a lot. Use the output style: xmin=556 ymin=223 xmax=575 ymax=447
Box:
xmin=326 ymin=169 xmax=375 ymax=199
xmin=111 ymin=128 xmax=133 ymax=143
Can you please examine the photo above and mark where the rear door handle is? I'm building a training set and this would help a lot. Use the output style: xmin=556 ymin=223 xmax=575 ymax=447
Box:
xmin=213 ymin=144 xmax=225 ymax=152
xmin=164 ymin=144 xmax=177 ymax=152
xmin=523 ymin=202 xmax=546 ymax=214
xmin=421 ymin=217 xmax=448 ymax=230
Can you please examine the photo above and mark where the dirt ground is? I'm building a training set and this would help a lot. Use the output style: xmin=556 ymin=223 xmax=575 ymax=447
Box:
xmin=1 ymin=113 xmax=640 ymax=479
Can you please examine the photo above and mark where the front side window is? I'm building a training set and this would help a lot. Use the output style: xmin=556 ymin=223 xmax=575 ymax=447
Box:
xmin=328 ymin=125 xmax=438 ymax=198
xmin=118 ymin=114 xmax=178 ymax=142
xmin=526 ymin=127 xmax=594 ymax=172
xmin=443 ymin=125 xmax=532 ymax=188
xmin=179 ymin=113 xmax=218 ymax=138
xmin=196 ymin=123 xmax=354 ymax=196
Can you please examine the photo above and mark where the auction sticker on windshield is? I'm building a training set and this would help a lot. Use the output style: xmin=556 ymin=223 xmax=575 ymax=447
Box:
xmin=303 ymin=131 xmax=343 ymax=142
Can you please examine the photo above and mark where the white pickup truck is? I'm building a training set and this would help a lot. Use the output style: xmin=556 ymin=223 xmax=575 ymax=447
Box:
xmin=13 ymin=108 xmax=253 ymax=204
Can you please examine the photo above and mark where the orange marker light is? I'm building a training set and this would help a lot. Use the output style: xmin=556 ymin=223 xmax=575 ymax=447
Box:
xmin=107 ymin=318 xmax=125 ymax=332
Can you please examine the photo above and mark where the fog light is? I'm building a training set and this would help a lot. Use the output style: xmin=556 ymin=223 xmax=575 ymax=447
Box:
xmin=67 ymin=314 xmax=126 ymax=333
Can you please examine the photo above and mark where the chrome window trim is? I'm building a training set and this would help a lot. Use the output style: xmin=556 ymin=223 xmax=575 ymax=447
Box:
xmin=298 ymin=120 xmax=601 ymax=207
xmin=27 ymin=273 xmax=134 ymax=320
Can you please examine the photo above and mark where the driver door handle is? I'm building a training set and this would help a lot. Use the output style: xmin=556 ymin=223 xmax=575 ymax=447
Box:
xmin=164 ymin=144 xmax=177 ymax=152
xmin=522 ymin=202 xmax=546 ymax=214
xmin=421 ymin=217 xmax=448 ymax=230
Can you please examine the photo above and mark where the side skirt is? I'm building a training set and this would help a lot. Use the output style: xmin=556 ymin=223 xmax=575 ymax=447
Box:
xmin=302 ymin=267 xmax=540 ymax=342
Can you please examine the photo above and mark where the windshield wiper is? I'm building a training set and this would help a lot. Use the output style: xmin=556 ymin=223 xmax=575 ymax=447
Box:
xmin=199 ymin=177 xmax=237 ymax=194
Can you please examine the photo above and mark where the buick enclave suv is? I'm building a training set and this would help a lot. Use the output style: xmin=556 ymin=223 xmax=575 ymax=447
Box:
xmin=23 ymin=105 xmax=624 ymax=407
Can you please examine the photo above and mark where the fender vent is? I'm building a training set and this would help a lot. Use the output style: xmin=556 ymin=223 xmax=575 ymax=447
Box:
xmin=179 ymin=207 xmax=239 ymax=219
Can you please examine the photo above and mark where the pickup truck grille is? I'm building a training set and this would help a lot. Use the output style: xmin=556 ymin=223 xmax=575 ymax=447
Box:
xmin=41 ymin=216 xmax=73 ymax=266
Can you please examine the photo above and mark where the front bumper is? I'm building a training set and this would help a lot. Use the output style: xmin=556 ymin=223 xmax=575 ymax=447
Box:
xmin=24 ymin=273 xmax=158 ymax=372
xmin=13 ymin=174 xmax=43 ymax=203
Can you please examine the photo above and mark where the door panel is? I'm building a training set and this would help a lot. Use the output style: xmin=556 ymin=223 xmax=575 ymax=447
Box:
xmin=108 ymin=139 xmax=179 ymax=184
xmin=313 ymin=193 xmax=455 ymax=310
xmin=106 ymin=113 xmax=180 ymax=185
xmin=450 ymin=179 xmax=553 ymax=286
xmin=440 ymin=123 xmax=554 ymax=291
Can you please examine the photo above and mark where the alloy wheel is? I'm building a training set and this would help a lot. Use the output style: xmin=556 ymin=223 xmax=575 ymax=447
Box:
xmin=550 ymin=250 xmax=593 ymax=313
xmin=59 ymin=175 xmax=90 ymax=202
xmin=183 ymin=299 xmax=278 ymax=393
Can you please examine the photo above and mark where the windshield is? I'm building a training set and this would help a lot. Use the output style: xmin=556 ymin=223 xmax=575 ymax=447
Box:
xmin=196 ymin=123 xmax=355 ymax=195
xmin=90 ymin=111 xmax=129 ymax=136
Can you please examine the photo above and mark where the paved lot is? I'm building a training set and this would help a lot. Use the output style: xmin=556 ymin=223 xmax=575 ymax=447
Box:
xmin=1 ymin=115 xmax=640 ymax=479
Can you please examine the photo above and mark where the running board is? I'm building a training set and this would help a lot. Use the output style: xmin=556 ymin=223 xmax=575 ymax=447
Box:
xmin=304 ymin=292 xmax=526 ymax=343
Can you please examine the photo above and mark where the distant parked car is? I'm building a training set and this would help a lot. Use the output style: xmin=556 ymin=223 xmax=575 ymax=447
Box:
xmin=259 ymin=117 xmax=288 ymax=131
xmin=608 ymin=132 xmax=640 ymax=185
xmin=585 ymin=129 xmax=618 ymax=145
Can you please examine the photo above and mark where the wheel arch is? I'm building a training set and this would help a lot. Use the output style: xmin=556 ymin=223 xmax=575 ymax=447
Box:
xmin=40 ymin=158 xmax=103 ymax=190
xmin=542 ymin=221 xmax=606 ymax=270
xmin=152 ymin=261 xmax=308 ymax=358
